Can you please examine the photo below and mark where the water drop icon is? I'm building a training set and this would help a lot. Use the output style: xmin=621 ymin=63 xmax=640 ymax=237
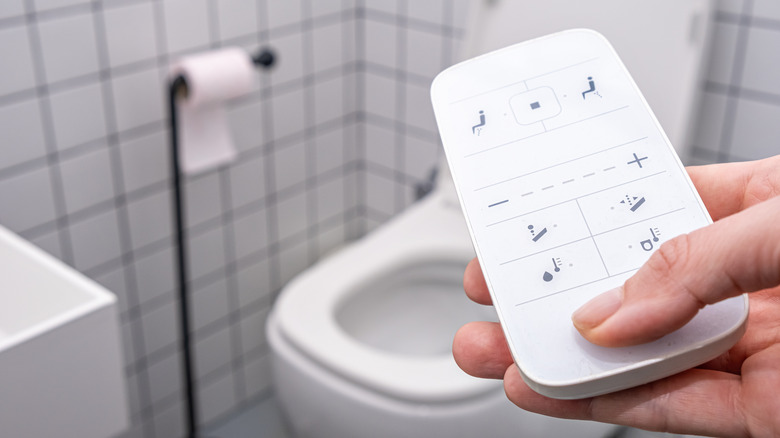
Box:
xmin=543 ymin=271 xmax=553 ymax=282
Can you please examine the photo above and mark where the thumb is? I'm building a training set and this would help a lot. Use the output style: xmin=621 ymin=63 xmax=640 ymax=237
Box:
xmin=572 ymin=196 xmax=780 ymax=347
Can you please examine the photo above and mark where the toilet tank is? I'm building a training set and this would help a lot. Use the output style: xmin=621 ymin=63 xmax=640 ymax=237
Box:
xmin=458 ymin=0 xmax=714 ymax=158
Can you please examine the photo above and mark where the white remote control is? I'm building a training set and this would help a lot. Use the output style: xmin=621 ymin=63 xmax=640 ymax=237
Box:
xmin=431 ymin=29 xmax=748 ymax=399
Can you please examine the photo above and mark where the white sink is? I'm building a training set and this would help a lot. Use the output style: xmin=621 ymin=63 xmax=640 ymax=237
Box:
xmin=0 ymin=226 xmax=128 ymax=438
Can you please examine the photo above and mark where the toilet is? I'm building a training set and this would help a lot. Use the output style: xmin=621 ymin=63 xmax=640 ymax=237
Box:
xmin=267 ymin=1 xmax=714 ymax=437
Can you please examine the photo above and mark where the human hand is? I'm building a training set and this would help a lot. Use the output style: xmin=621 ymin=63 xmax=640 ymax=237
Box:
xmin=453 ymin=155 xmax=780 ymax=437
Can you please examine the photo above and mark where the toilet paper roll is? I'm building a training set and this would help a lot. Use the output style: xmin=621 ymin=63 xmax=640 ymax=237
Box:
xmin=170 ymin=48 xmax=256 ymax=175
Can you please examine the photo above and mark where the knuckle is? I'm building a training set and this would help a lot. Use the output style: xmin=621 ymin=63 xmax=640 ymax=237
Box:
xmin=643 ymin=233 xmax=707 ymax=307
xmin=645 ymin=234 xmax=691 ymax=282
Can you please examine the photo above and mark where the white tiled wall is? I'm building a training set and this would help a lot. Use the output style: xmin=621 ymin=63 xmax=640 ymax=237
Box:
xmin=0 ymin=1 xmax=358 ymax=437
xmin=1 ymin=0 xmax=779 ymax=437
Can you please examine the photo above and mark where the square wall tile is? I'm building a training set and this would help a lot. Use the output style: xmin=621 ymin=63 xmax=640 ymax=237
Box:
xmin=232 ymin=208 xmax=268 ymax=260
xmin=27 ymin=228 xmax=64 ymax=261
xmin=103 ymin=2 xmax=159 ymax=68
xmin=112 ymin=67 xmax=164 ymax=132
xmin=134 ymin=248 xmax=175 ymax=306
xmin=0 ymin=26 xmax=36 ymax=96
xmin=271 ymin=88 xmax=305 ymax=140
xmin=146 ymin=350 xmax=182 ymax=406
xmin=241 ymin=353 xmax=272 ymax=400
xmin=0 ymin=98 xmax=47 ymax=171
xmin=690 ymin=91 xmax=728 ymax=156
xmin=194 ymin=326 xmax=232 ymax=379
xmin=404 ymin=81 xmax=437 ymax=132
xmin=276 ymin=238 xmax=309 ymax=288
xmin=704 ymin=21 xmax=739 ymax=85
xmin=69 ymin=208 xmax=122 ymax=271
xmin=236 ymin=259 xmax=270 ymax=308
xmin=268 ymin=31 xmax=305 ymax=86
xmin=191 ymin=278 xmax=230 ymax=332
xmin=405 ymin=27 xmax=443 ymax=79
xmin=32 ymin=0 xmax=90 ymax=12
xmin=314 ymin=75 xmax=344 ymax=125
xmin=403 ymin=135 xmax=440 ymax=181
xmin=184 ymin=172 xmax=222 ymax=228
xmin=275 ymin=190 xmax=308 ymax=242
xmin=126 ymin=188 xmax=172 ymax=250
xmin=239 ymin=306 xmax=268 ymax=356
xmin=0 ymin=166 xmax=57 ymax=232
xmin=730 ymin=97 xmax=780 ymax=160
xmin=365 ymin=171 xmax=395 ymax=216
xmin=60 ymin=147 xmax=116 ymax=214
xmin=216 ymin=0 xmax=258 ymax=41
xmin=316 ymin=175 xmax=345 ymax=222
xmin=119 ymin=129 xmax=169 ymax=194
xmin=141 ymin=298 xmax=180 ymax=356
xmin=312 ymin=21 xmax=344 ymax=73
xmin=228 ymin=154 xmax=266 ymax=209
xmin=187 ymin=226 xmax=226 ymax=280
xmin=314 ymin=127 xmax=344 ymax=175
xmin=163 ymin=0 xmax=210 ymax=55
xmin=364 ymin=19 xmax=397 ymax=68
xmin=273 ymin=141 xmax=306 ymax=192
xmin=0 ymin=1 xmax=24 ymax=20
xmin=37 ymin=13 xmax=99 ymax=83
xmin=227 ymin=100 xmax=264 ymax=153
xmin=752 ymin=0 xmax=780 ymax=19
xmin=364 ymin=73 xmax=396 ymax=120
xmin=407 ymin=0 xmax=444 ymax=24
xmin=49 ymin=82 xmax=107 ymax=151
xmin=364 ymin=0 xmax=398 ymax=15
xmin=198 ymin=371 xmax=236 ymax=426
xmin=740 ymin=26 xmax=780 ymax=96
xmin=266 ymin=0 xmax=303 ymax=30
xmin=311 ymin=0 xmax=344 ymax=18
xmin=365 ymin=122 xmax=395 ymax=168
xmin=317 ymin=221 xmax=346 ymax=259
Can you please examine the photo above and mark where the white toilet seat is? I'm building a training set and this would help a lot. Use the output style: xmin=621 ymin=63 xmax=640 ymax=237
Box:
xmin=274 ymin=193 xmax=499 ymax=404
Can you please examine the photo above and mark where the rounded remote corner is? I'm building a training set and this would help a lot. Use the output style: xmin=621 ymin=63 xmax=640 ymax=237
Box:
xmin=515 ymin=295 xmax=750 ymax=401
xmin=430 ymin=64 xmax=459 ymax=104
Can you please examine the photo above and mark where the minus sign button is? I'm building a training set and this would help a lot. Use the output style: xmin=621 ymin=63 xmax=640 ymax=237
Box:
xmin=488 ymin=200 xmax=509 ymax=208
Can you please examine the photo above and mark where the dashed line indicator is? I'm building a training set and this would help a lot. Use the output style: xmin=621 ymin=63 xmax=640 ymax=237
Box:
xmin=488 ymin=200 xmax=509 ymax=208
xmin=521 ymin=191 xmax=534 ymax=197
xmin=542 ymin=185 xmax=554 ymax=191
xmin=562 ymin=179 xmax=575 ymax=184
xmin=603 ymin=166 xmax=616 ymax=171
xmin=583 ymin=172 xmax=595 ymax=178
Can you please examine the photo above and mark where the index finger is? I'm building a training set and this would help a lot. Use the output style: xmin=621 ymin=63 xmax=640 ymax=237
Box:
xmin=687 ymin=155 xmax=780 ymax=221
xmin=464 ymin=257 xmax=492 ymax=305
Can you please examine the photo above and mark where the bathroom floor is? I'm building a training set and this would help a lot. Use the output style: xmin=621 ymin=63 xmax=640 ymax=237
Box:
xmin=204 ymin=393 xmax=700 ymax=438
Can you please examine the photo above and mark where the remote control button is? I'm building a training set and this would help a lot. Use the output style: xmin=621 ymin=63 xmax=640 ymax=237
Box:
xmin=480 ymin=200 xmax=591 ymax=267
xmin=593 ymin=207 xmax=703 ymax=276
xmin=576 ymin=171 xmax=687 ymax=235
xmin=492 ymin=239 xmax=608 ymax=306
xmin=509 ymin=87 xmax=561 ymax=125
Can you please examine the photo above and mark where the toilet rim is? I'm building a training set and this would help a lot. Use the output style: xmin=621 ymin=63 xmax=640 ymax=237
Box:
xmin=272 ymin=212 xmax=497 ymax=403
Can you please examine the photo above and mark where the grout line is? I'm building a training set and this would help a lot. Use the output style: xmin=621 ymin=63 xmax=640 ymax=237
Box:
xmin=717 ymin=0 xmax=754 ymax=162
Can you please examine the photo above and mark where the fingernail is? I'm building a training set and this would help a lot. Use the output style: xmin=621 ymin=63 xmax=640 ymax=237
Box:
xmin=572 ymin=287 xmax=623 ymax=330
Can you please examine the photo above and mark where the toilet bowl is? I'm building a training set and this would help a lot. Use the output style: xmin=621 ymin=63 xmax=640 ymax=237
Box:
xmin=267 ymin=188 xmax=616 ymax=437
xmin=267 ymin=1 xmax=714 ymax=436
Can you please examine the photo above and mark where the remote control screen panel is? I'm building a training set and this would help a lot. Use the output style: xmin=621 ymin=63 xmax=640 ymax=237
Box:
xmin=432 ymin=31 xmax=711 ymax=340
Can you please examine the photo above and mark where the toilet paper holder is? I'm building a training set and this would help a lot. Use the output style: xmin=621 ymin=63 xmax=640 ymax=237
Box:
xmin=168 ymin=47 xmax=275 ymax=438
xmin=170 ymin=48 xmax=276 ymax=98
